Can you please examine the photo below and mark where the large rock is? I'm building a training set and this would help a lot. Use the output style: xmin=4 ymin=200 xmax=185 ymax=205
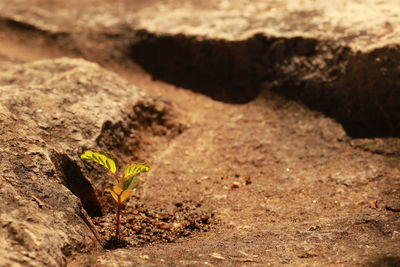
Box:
xmin=0 ymin=0 xmax=398 ymax=50
xmin=1 ymin=0 xmax=398 ymax=137
xmin=129 ymin=0 xmax=400 ymax=138
xmin=0 ymin=58 xmax=147 ymax=266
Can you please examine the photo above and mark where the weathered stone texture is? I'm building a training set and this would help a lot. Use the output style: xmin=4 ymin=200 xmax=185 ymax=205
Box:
xmin=0 ymin=58 xmax=146 ymax=266
xmin=0 ymin=0 xmax=398 ymax=51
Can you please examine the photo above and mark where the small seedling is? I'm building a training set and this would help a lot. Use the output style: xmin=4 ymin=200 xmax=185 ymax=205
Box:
xmin=81 ymin=150 xmax=149 ymax=240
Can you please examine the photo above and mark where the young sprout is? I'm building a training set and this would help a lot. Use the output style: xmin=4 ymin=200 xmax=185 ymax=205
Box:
xmin=81 ymin=150 xmax=149 ymax=240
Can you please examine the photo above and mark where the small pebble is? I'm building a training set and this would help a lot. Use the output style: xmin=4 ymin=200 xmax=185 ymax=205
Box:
xmin=231 ymin=182 xmax=241 ymax=189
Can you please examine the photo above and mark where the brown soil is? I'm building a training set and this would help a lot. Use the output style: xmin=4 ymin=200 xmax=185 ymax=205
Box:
xmin=93 ymin=200 xmax=213 ymax=249
xmin=1 ymin=12 xmax=400 ymax=267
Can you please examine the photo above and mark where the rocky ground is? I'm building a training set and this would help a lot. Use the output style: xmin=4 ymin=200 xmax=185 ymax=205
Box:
xmin=0 ymin=1 xmax=399 ymax=266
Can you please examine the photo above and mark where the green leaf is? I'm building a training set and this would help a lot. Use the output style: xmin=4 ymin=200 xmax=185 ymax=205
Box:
xmin=81 ymin=150 xmax=119 ymax=173
xmin=122 ymin=174 xmax=140 ymax=191
xmin=124 ymin=163 xmax=150 ymax=178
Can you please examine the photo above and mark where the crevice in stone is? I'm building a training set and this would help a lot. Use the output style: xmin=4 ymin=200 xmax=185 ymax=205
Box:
xmin=95 ymin=98 xmax=186 ymax=158
xmin=0 ymin=16 xmax=51 ymax=35
xmin=50 ymin=152 xmax=103 ymax=217
xmin=130 ymin=30 xmax=400 ymax=138
xmin=131 ymin=30 xmax=267 ymax=104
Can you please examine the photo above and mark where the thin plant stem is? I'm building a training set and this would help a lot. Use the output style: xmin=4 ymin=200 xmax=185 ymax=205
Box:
xmin=116 ymin=202 xmax=122 ymax=240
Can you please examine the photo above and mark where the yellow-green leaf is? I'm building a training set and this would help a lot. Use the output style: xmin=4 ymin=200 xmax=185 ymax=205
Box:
xmin=122 ymin=175 xmax=140 ymax=191
xmin=81 ymin=150 xmax=119 ymax=173
xmin=124 ymin=163 xmax=149 ymax=178
xmin=120 ymin=189 xmax=133 ymax=203
xmin=108 ymin=188 xmax=119 ymax=202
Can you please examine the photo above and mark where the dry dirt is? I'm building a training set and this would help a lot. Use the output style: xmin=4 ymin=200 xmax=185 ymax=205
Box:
xmin=1 ymin=1 xmax=400 ymax=266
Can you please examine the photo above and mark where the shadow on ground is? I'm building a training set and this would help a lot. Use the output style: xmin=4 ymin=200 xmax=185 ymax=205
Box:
xmin=131 ymin=30 xmax=400 ymax=138
xmin=367 ymin=256 xmax=400 ymax=267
